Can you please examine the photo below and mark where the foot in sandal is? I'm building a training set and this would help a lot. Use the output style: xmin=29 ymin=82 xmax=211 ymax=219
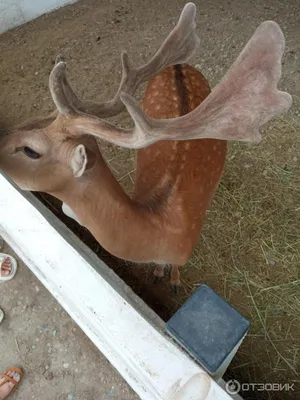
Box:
xmin=0 ymin=258 xmax=11 ymax=277
xmin=0 ymin=254 xmax=17 ymax=281
xmin=0 ymin=368 xmax=23 ymax=399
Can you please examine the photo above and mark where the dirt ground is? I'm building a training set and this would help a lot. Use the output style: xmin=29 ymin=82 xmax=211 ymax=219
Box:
xmin=0 ymin=241 xmax=139 ymax=400
xmin=0 ymin=0 xmax=300 ymax=399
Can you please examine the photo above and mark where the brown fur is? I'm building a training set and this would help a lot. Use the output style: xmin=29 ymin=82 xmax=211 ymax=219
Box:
xmin=134 ymin=65 xmax=227 ymax=268
xmin=0 ymin=65 xmax=226 ymax=288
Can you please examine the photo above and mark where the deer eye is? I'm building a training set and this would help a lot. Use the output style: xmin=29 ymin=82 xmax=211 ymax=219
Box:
xmin=23 ymin=147 xmax=41 ymax=159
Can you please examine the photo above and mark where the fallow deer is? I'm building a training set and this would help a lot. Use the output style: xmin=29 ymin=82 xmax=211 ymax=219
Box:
xmin=0 ymin=3 xmax=292 ymax=291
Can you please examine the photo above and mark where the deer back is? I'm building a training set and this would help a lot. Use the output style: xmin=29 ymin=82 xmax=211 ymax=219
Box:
xmin=134 ymin=64 xmax=227 ymax=242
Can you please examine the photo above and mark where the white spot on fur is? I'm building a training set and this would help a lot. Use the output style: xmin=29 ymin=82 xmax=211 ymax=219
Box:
xmin=62 ymin=203 xmax=82 ymax=225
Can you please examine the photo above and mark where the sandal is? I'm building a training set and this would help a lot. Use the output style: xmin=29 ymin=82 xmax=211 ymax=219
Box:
xmin=0 ymin=254 xmax=18 ymax=282
xmin=0 ymin=367 xmax=23 ymax=398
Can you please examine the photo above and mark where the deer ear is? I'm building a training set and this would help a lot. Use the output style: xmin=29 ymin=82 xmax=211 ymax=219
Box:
xmin=71 ymin=144 xmax=87 ymax=177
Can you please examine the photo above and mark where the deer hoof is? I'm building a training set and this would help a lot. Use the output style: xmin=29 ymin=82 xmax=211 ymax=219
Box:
xmin=170 ymin=282 xmax=181 ymax=295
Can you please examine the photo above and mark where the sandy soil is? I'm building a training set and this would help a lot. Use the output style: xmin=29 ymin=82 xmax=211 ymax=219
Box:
xmin=0 ymin=242 xmax=139 ymax=400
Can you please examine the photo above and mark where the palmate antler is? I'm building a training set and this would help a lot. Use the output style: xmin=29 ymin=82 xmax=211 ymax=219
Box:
xmin=51 ymin=2 xmax=200 ymax=118
xmin=50 ymin=10 xmax=292 ymax=148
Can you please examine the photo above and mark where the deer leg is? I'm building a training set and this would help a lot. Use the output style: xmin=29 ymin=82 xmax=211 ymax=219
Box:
xmin=153 ymin=264 xmax=165 ymax=284
xmin=170 ymin=265 xmax=181 ymax=294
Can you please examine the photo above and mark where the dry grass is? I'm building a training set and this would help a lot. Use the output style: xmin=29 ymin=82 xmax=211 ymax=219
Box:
xmin=185 ymin=117 xmax=300 ymax=399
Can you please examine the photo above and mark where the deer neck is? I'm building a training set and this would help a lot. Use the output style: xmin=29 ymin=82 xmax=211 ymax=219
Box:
xmin=50 ymin=161 xmax=165 ymax=262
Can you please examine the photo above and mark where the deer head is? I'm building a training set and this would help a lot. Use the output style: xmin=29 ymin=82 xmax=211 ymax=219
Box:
xmin=0 ymin=3 xmax=292 ymax=195
xmin=0 ymin=2 xmax=199 ymax=191
xmin=0 ymin=115 xmax=101 ymax=192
